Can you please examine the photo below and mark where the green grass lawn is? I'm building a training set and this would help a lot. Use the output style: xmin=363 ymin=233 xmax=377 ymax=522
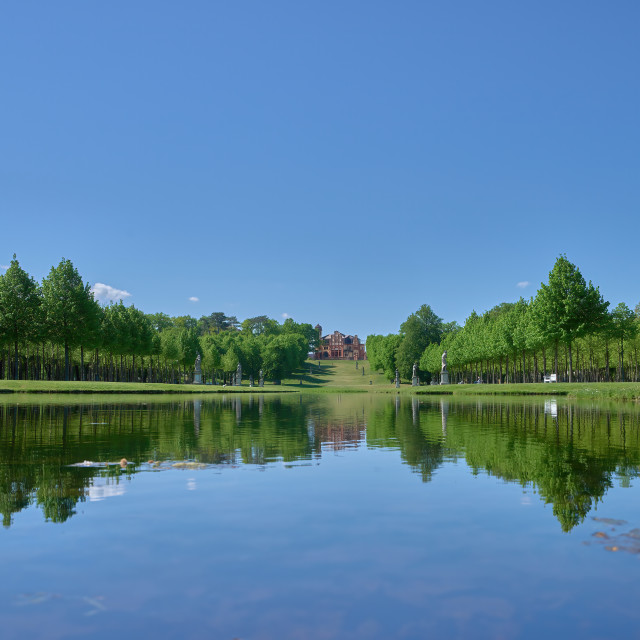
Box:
xmin=0 ymin=379 xmax=292 ymax=395
xmin=2 ymin=360 xmax=640 ymax=401
xmin=415 ymin=380 xmax=640 ymax=401
xmin=280 ymin=359 xmax=390 ymax=391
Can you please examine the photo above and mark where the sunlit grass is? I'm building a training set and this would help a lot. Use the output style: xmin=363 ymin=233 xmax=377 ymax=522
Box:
xmin=2 ymin=361 xmax=640 ymax=401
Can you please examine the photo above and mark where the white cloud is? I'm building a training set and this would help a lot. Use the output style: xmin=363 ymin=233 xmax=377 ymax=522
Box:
xmin=517 ymin=281 xmax=530 ymax=289
xmin=91 ymin=282 xmax=132 ymax=303
xmin=281 ymin=312 xmax=290 ymax=319
xmin=189 ymin=296 xmax=199 ymax=302
xmin=0 ymin=265 xmax=8 ymax=270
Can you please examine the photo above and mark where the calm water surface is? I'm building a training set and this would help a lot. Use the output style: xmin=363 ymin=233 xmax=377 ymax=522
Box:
xmin=1 ymin=393 xmax=639 ymax=639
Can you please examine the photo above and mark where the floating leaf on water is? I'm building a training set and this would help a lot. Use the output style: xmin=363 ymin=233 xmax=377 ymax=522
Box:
xmin=592 ymin=517 xmax=627 ymax=526
xmin=172 ymin=462 xmax=207 ymax=469
xmin=588 ymin=522 xmax=640 ymax=556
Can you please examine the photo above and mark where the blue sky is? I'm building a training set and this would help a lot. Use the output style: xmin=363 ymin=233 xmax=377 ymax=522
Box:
xmin=2 ymin=1 xmax=638 ymax=339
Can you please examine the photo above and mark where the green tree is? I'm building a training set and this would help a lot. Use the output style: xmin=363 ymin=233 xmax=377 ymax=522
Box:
xmin=161 ymin=327 xmax=182 ymax=381
xmin=531 ymin=255 xmax=609 ymax=382
xmin=204 ymin=312 xmax=237 ymax=334
xmin=0 ymin=255 xmax=42 ymax=379
xmin=366 ymin=334 xmax=401 ymax=381
xmin=241 ymin=315 xmax=279 ymax=336
xmin=610 ymin=302 xmax=637 ymax=382
xmin=221 ymin=347 xmax=240 ymax=379
xmin=174 ymin=315 xmax=198 ymax=330
xmin=179 ymin=327 xmax=200 ymax=371
xmin=41 ymin=258 xmax=97 ymax=381
xmin=282 ymin=318 xmax=319 ymax=351
xmin=396 ymin=304 xmax=444 ymax=379
xmin=77 ymin=296 xmax=103 ymax=381
xmin=147 ymin=312 xmax=174 ymax=332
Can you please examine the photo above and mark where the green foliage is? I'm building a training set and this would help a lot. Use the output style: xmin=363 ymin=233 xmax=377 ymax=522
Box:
xmin=179 ymin=327 xmax=200 ymax=367
xmin=610 ymin=302 xmax=638 ymax=382
xmin=396 ymin=304 xmax=444 ymax=379
xmin=241 ymin=315 xmax=279 ymax=336
xmin=200 ymin=312 xmax=239 ymax=334
xmin=366 ymin=334 xmax=402 ymax=380
xmin=160 ymin=327 xmax=181 ymax=365
xmin=530 ymin=255 xmax=609 ymax=380
xmin=257 ymin=333 xmax=307 ymax=381
xmin=282 ymin=318 xmax=319 ymax=351
xmin=41 ymin=258 xmax=99 ymax=380
xmin=147 ymin=312 xmax=174 ymax=332
xmin=0 ymin=255 xmax=43 ymax=378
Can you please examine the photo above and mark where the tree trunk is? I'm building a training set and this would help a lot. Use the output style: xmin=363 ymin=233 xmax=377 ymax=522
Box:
xmin=568 ymin=342 xmax=573 ymax=382
xmin=14 ymin=341 xmax=19 ymax=380
xmin=64 ymin=343 xmax=70 ymax=381
xmin=81 ymin=346 xmax=85 ymax=381
xmin=554 ymin=341 xmax=559 ymax=379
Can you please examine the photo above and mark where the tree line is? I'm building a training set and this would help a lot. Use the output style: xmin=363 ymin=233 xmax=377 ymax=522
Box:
xmin=0 ymin=256 xmax=318 ymax=383
xmin=367 ymin=255 xmax=640 ymax=384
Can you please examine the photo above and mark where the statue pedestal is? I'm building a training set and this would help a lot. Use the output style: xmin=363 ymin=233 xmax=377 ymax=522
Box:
xmin=412 ymin=377 xmax=419 ymax=387
xmin=440 ymin=371 xmax=450 ymax=385
xmin=193 ymin=373 xmax=202 ymax=385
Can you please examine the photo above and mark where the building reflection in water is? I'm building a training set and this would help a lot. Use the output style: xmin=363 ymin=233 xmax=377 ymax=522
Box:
xmin=1 ymin=396 xmax=640 ymax=531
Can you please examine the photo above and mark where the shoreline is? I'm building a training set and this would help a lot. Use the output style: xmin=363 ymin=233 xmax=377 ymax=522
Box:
xmin=1 ymin=379 xmax=639 ymax=401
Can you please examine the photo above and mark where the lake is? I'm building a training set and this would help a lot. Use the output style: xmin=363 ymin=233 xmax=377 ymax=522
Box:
xmin=1 ymin=393 xmax=639 ymax=639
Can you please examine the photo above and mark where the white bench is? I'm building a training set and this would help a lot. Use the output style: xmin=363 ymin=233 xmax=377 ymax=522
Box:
xmin=543 ymin=374 xmax=557 ymax=383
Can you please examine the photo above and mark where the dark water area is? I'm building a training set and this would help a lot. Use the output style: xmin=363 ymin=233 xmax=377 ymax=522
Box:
xmin=1 ymin=394 xmax=639 ymax=639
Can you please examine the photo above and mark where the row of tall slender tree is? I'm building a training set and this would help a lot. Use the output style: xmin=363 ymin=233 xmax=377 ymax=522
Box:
xmin=367 ymin=256 xmax=640 ymax=383
xmin=0 ymin=256 xmax=317 ymax=383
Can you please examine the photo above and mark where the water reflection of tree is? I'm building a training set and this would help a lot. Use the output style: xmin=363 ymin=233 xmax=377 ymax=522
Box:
xmin=367 ymin=398 xmax=640 ymax=531
xmin=0 ymin=395 xmax=366 ymax=526
xmin=3 ymin=397 xmax=639 ymax=531
xmin=367 ymin=398 xmax=445 ymax=482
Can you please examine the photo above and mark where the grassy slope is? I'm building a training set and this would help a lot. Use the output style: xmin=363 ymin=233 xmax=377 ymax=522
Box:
xmin=280 ymin=359 xmax=390 ymax=391
xmin=2 ymin=359 xmax=640 ymax=400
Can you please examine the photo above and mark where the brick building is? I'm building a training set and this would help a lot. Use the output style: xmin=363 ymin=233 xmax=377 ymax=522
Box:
xmin=314 ymin=325 xmax=367 ymax=360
